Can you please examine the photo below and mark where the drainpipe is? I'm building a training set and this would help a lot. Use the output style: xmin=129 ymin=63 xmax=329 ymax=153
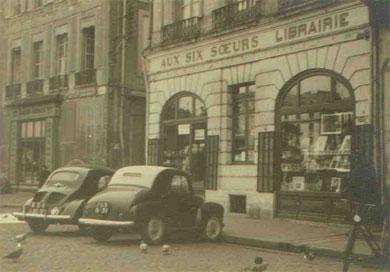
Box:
xmin=118 ymin=0 xmax=127 ymax=166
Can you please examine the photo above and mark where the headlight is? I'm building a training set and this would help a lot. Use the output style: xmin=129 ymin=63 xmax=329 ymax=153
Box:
xmin=51 ymin=207 xmax=60 ymax=215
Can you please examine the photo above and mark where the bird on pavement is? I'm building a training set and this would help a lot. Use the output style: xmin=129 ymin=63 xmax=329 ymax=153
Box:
xmin=303 ymin=252 xmax=316 ymax=261
xmin=3 ymin=243 xmax=23 ymax=262
xmin=140 ymin=240 xmax=148 ymax=254
xmin=243 ymin=256 xmax=269 ymax=272
xmin=162 ymin=244 xmax=170 ymax=255
xmin=14 ymin=233 xmax=27 ymax=243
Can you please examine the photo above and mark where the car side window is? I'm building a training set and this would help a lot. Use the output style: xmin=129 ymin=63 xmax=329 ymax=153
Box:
xmin=170 ymin=175 xmax=189 ymax=193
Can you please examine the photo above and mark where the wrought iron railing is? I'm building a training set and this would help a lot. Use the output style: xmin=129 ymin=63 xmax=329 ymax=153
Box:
xmin=161 ymin=17 xmax=201 ymax=44
xmin=212 ymin=0 xmax=261 ymax=31
xmin=278 ymin=0 xmax=338 ymax=13
xmin=49 ymin=74 xmax=68 ymax=91
xmin=75 ymin=69 xmax=96 ymax=86
xmin=26 ymin=79 xmax=44 ymax=97
xmin=5 ymin=83 xmax=21 ymax=100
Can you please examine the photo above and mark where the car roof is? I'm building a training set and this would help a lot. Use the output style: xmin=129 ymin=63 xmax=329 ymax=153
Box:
xmin=111 ymin=165 xmax=185 ymax=187
xmin=53 ymin=165 xmax=115 ymax=174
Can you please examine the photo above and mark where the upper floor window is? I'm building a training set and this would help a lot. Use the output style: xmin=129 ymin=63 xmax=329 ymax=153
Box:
xmin=11 ymin=47 xmax=21 ymax=83
xmin=182 ymin=0 xmax=201 ymax=19
xmin=56 ymin=33 xmax=68 ymax=75
xmin=13 ymin=0 xmax=22 ymax=15
xmin=232 ymin=83 xmax=255 ymax=163
xmin=33 ymin=0 xmax=43 ymax=9
xmin=82 ymin=26 xmax=95 ymax=70
xmin=32 ymin=41 xmax=43 ymax=79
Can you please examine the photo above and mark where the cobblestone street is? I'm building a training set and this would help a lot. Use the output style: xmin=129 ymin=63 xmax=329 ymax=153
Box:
xmin=0 ymin=220 xmax=383 ymax=272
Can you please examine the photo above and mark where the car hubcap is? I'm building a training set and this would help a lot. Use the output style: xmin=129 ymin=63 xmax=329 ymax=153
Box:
xmin=206 ymin=219 xmax=221 ymax=239
xmin=148 ymin=218 xmax=163 ymax=241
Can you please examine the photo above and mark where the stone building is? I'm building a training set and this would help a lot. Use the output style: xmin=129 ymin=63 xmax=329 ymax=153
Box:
xmin=144 ymin=0 xmax=389 ymax=222
xmin=1 ymin=0 xmax=150 ymax=190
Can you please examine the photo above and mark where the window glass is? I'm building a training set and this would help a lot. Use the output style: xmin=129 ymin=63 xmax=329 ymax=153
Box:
xmin=282 ymin=84 xmax=298 ymax=107
xmin=11 ymin=48 xmax=21 ymax=83
xmin=82 ymin=27 xmax=95 ymax=70
xmin=56 ymin=33 xmax=68 ymax=75
xmin=300 ymin=76 xmax=332 ymax=105
xmin=46 ymin=171 xmax=80 ymax=188
xmin=177 ymin=96 xmax=193 ymax=118
xmin=164 ymin=102 xmax=176 ymax=120
xmin=32 ymin=41 xmax=43 ymax=79
xmin=232 ymin=84 xmax=255 ymax=163
xmin=334 ymin=80 xmax=351 ymax=101
xmin=195 ymin=98 xmax=206 ymax=117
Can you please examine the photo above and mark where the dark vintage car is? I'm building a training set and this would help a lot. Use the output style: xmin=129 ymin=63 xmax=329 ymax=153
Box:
xmin=79 ymin=166 xmax=224 ymax=244
xmin=13 ymin=165 xmax=114 ymax=232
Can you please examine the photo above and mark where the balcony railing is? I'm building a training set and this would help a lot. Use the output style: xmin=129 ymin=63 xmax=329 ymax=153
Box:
xmin=212 ymin=0 xmax=261 ymax=31
xmin=26 ymin=79 xmax=44 ymax=97
xmin=75 ymin=69 xmax=96 ymax=86
xmin=5 ymin=83 xmax=21 ymax=100
xmin=49 ymin=74 xmax=68 ymax=91
xmin=278 ymin=0 xmax=338 ymax=13
xmin=161 ymin=17 xmax=201 ymax=45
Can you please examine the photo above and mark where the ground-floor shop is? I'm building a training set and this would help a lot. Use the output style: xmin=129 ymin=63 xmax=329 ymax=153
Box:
xmin=145 ymin=2 xmax=383 ymax=222
xmin=5 ymin=86 xmax=145 ymax=190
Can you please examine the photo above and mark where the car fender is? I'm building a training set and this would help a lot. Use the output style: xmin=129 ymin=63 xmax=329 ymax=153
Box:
xmin=197 ymin=202 xmax=224 ymax=225
xmin=62 ymin=200 xmax=86 ymax=221
xmin=132 ymin=200 xmax=164 ymax=223
xmin=22 ymin=198 xmax=34 ymax=213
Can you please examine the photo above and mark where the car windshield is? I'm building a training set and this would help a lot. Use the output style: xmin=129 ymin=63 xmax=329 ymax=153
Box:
xmin=108 ymin=172 xmax=152 ymax=188
xmin=45 ymin=171 xmax=81 ymax=189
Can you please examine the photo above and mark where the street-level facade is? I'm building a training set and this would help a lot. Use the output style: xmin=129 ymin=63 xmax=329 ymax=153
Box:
xmin=144 ymin=0 xmax=388 ymax=222
xmin=1 ymin=0 xmax=150 ymax=190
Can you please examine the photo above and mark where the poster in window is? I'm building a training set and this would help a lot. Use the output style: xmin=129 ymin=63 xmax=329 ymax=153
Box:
xmin=194 ymin=129 xmax=205 ymax=141
xmin=330 ymin=177 xmax=342 ymax=193
xmin=321 ymin=113 xmax=342 ymax=135
xmin=291 ymin=176 xmax=305 ymax=191
xmin=178 ymin=124 xmax=190 ymax=135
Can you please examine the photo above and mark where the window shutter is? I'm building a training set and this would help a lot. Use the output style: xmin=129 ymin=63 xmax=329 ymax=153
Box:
xmin=205 ymin=135 xmax=219 ymax=190
xmin=355 ymin=124 xmax=373 ymax=160
xmin=147 ymin=138 xmax=161 ymax=165
xmin=257 ymin=131 xmax=275 ymax=192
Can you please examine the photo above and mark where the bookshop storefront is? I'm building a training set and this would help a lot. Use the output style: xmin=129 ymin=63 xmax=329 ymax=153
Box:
xmin=276 ymin=70 xmax=356 ymax=222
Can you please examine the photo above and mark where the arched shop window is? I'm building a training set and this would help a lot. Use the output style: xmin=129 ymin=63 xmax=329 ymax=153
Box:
xmin=278 ymin=72 xmax=354 ymax=194
xmin=161 ymin=93 xmax=207 ymax=186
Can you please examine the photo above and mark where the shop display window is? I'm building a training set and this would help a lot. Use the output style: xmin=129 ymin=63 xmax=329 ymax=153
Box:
xmin=279 ymin=74 xmax=354 ymax=193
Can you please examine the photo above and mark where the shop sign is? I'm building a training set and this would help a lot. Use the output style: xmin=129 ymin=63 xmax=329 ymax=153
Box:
xmin=194 ymin=129 xmax=205 ymax=140
xmin=178 ymin=124 xmax=190 ymax=135
xmin=149 ymin=6 xmax=368 ymax=73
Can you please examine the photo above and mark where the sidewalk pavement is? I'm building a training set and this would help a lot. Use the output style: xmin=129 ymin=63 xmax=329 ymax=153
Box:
xmin=0 ymin=191 xmax=34 ymax=208
xmin=0 ymin=192 xmax=380 ymax=263
xmin=222 ymin=214 xmax=375 ymax=260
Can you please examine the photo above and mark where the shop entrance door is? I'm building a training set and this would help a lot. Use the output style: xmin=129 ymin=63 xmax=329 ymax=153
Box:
xmin=162 ymin=122 xmax=206 ymax=192
xmin=161 ymin=93 xmax=207 ymax=194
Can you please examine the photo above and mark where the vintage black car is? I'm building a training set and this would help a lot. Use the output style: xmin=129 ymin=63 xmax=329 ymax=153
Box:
xmin=79 ymin=166 xmax=224 ymax=244
xmin=13 ymin=165 xmax=114 ymax=232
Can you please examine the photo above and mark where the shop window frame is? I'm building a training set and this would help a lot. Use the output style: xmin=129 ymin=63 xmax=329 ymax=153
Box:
xmin=231 ymin=82 xmax=256 ymax=164
xmin=275 ymin=69 xmax=356 ymax=196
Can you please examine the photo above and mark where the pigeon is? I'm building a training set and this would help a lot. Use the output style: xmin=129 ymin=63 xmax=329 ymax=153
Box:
xmin=254 ymin=256 xmax=263 ymax=264
xmin=14 ymin=233 xmax=27 ymax=243
xmin=3 ymin=243 xmax=23 ymax=262
xmin=140 ymin=240 xmax=148 ymax=254
xmin=303 ymin=252 xmax=316 ymax=261
xmin=243 ymin=256 xmax=268 ymax=272
xmin=162 ymin=244 xmax=170 ymax=255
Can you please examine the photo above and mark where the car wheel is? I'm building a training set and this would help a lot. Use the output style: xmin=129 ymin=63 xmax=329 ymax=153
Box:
xmin=91 ymin=227 xmax=113 ymax=242
xmin=141 ymin=217 xmax=166 ymax=245
xmin=203 ymin=216 xmax=223 ymax=242
xmin=27 ymin=220 xmax=49 ymax=233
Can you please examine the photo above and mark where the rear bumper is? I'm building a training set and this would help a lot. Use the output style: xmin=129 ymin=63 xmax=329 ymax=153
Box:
xmin=78 ymin=218 xmax=135 ymax=227
xmin=13 ymin=212 xmax=72 ymax=223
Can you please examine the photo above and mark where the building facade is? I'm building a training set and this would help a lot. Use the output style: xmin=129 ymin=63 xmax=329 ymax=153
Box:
xmin=1 ymin=0 xmax=150 ymax=190
xmin=144 ymin=0 xmax=389 ymax=222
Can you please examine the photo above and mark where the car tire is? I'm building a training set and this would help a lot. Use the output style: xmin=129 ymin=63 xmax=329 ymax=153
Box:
xmin=91 ymin=227 xmax=113 ymax=242
xmin=141 ymin=216 xmax=166 ymax=245
xmin=203 ymin=216 xmax=223 ymax=242
xmin=27 ymin=220 xmax=49 ymax=233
